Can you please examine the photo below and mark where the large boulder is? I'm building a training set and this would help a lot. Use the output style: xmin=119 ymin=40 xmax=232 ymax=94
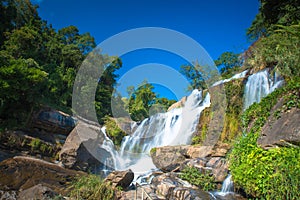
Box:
xmin=104 ymin=169 xmax=134 ymax=189
xmin=59 ymin=120 xmax=111 ymax=172
xmin=258 ymin=107 xmax=300 ymax=147
xmin=0 ymin=156 xmax=85 ymax=196
xmin=150 ymin=146 xmax=190 ymax=172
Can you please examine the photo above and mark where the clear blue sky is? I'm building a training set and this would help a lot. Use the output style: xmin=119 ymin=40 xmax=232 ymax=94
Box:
xmin=33 ymin=0 xmax=259 ymax=100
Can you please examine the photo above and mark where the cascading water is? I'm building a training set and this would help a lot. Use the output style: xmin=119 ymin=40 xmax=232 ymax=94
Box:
xmin=96 ymin=89 xmax=210 ymax=179
xmin=118 ymin=89 xmax=211 ymax=176
xmin=212 ymin=69 xmax=249 ymax=87
xmin=243 ymin=69 xmax=284 ymax=110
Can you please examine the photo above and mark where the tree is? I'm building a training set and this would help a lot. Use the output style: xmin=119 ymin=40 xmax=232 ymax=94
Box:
xmin=127 ymin=81 xmax=157 ymax=121
xmin=0 ymin=58 xmax=47 ymax=127
xmin=0 ymin=0 xmax=40 ymax=46
xmin=180 ymin=64 xmax=206 ymax=91
xmin=247 ymin=0 xmax=300 ymax=40
xmin=214 ymin=52 xmax=241 ymax=74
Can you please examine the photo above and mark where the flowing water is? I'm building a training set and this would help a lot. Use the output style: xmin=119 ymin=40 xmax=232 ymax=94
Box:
xmin=244 ymin=69 xmax=284 ymax=110
xmin=99 ymin=89 xmax=210 ymax=179
xmin=97 ymin=68 xmax=284 ymax=188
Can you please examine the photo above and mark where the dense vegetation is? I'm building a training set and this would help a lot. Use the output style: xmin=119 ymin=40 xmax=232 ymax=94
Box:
xmin=227 ymin=1 xmax=300 ymax=199
xmin=230 ymin=78 xmax=300 ymax=199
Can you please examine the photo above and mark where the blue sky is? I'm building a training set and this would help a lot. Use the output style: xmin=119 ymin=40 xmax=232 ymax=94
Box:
xmin=34 ymin=0 xmax=259 ymax=100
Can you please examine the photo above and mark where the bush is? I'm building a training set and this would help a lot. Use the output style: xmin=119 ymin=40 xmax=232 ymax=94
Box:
xmin=229 ymin=133 xmax=300 ymax=199
xmin=69 ymin=174 xmax=116 ymax=200
xmin=179 ymin=166 xmax=216 ymax=191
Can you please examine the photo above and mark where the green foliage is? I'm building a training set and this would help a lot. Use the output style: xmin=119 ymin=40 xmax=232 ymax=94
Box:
xmin=230 ymin=133 xmax=300 ymax=199
xmin=215 ymin=51 xmax=242 ymax=75
xmin=103 ymin=116 xmax=126 ymax=147
xmin=230 ymin=77 xmax=300 ymax=199
xmin=246 ymin=23 xmax=300 ymax=79
xmin=179 ymin=166 xmax=216 ymax=191
xmin=126 ymin=81 xmax=175 ymax=121
xmin=247 ymin=0 xmax=300 ymax=40
xmin=69 ymin=174 xmax=116 ymax=200
xmin=180 ymin=64 xmax=207 ymax=91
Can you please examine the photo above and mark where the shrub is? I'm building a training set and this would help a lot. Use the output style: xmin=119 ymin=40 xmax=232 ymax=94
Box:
xmin=179 ymin=166 xmax=216 ymax=191
xmin=230 ymin=133 xmax=300 ymax=199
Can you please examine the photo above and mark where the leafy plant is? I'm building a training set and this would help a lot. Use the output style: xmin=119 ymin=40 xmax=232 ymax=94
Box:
xmin=229 ymin=133 xmax=300 ymax=199
xmin=179 ymin=166 xmax=216 ymax=191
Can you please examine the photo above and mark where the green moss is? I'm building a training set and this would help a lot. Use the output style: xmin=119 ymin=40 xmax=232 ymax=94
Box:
xmin=150 ymin=147 xmax=157 ymax=154
xmin=103 ymin=116 xmax=126 ymax=148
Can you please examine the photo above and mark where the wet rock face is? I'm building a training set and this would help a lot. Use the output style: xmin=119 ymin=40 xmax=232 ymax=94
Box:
xmin=0 ymin=156 xmax=85 ymax=196
xmin=258 ymin=107 xmax=300 ymax=147
xmin=104 ymin=169 xmax=134 ymax=189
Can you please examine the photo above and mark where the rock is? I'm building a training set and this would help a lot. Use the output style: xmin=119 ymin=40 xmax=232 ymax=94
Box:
xmin=18 ymin=184 xmax=64 ymax=200
xmin=150 ymin=146 xmax=189 ymax=172
xmin=171 ymin=187 xmax=212 ymax=200
xmin=59 ymin=120 xmax=109 ymax=172
xmin=104 ymin=169 xmax=134 ymax=189
xmin=0 ymin=190 xmax=18 ymax=200
xmin=0 ymin=156 xmax=85 ymax=196
xmin=258 ymin=107 xmax=300 ymax=147
xmin=29 ymin=107 xmax=76 ymax=135
xmin=152 ymin=173 xmax=211 ymax=200
xmin=167 ymin=96 xmax=187 ymax=111
xmin=187 ymin=145 xmax=213 ymax=158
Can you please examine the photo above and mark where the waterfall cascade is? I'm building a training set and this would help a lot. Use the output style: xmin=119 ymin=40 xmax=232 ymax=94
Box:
xmin=96 ymin=68 xmax=284 ymax=185
xmin=244 ymin=69 xmax=284 ymax=110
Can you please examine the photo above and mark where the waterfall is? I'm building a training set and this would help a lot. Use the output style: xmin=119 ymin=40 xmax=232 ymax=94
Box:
xmin=220 ymin=174 xmax=234 ymax=193
xmin=106 ymin=89 xmax=211 ymax=177
xmin=243 ymin=69 xmax=284 ymax=110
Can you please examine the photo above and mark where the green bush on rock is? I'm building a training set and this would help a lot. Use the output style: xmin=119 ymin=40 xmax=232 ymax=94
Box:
xmin=229 ymin=133 xmax=300 ymax=199
xmin=179 ymin=166 xmax=216 ymax=191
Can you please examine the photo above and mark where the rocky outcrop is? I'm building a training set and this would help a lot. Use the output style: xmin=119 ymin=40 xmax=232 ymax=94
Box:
xmin=151 ymin=144 xmax=230 ymax=183
xmin=59 ymin=120 xmax=109 ymax=172
xmin=0 ymin=156 xmax=85 ymax=196
xmin=30 ymin=107 xmax=76 ymax=135
xmin=258 ymin=107 xmax=300 ymax=148
xmin=150 ymin=145 xmax=190 ymax=172
xmin=167 ymin=96 xmax=187 ymax=111
xmin=104 ymin=169 xmax=134 ymax=189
